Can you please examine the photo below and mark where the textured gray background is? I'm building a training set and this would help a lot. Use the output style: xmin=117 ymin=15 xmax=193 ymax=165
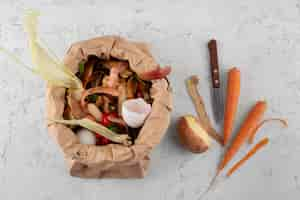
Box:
xmin=0 ymin=0 xmax=299 ymax=199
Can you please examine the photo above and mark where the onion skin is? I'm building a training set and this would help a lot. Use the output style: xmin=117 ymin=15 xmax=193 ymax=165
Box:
xmin=139 ymin=66 xmax=171 ymax=80
xmin=177 ymin=115 xmax=211 ymax=153
xmin=67 ymin=94 xmax=86 ymax=119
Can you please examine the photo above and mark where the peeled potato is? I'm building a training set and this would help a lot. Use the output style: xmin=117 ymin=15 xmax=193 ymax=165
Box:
xmin=177 ymin=115 xmax=211 ymax=153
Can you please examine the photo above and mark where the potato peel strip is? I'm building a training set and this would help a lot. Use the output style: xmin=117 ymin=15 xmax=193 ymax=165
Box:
xmin=186 ymin=75 xmax=223 ymax=145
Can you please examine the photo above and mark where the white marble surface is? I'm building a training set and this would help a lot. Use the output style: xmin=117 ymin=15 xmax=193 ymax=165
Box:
xmin=0 ymin=0 xmax=299 ymax=199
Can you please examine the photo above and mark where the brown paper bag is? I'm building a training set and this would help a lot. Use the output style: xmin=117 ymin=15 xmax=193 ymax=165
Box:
xmin=46 ymin=36 xmax=172 ymax=178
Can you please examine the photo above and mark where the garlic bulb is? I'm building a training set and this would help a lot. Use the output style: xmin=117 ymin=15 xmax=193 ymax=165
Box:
xmin=122 ymin=98 xmax=151 ymax=128
xmin=77 ymin=129 xmax=96 ymax=145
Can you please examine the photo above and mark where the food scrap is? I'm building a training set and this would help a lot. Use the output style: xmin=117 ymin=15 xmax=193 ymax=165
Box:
xmin=122 ymin=98 xmax=152 ymax=128
xmin=56 ymin=56 xmax=155 ymax=145
xmin=177 ymin=115 xmax=211 ymax=153
xmin=5 ymin=10 xmax=172 ymax=147
xmin=185 ymin=75 xmax=223 ymax=145
xmin=226 ymin=137 xmax=269 ymax=177
xmin=50 ymin=118 xmax=132 ymax=146
xmin=248 ymin=118 xmax=288 ymax=144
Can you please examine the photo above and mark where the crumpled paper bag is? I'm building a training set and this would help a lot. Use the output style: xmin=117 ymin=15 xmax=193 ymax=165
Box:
xmin=46 ymin=36 xmax=172 ymax=178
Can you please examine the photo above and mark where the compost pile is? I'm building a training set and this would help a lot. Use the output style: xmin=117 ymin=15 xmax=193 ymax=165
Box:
xmin=64 ymin=56 xmax=153 ymax=145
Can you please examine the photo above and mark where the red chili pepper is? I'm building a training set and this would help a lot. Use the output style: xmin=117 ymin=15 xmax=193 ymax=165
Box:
xmin=101 ymin=113 xmax=111 ymax=126
xmin=95 ymin=133 xmax=102 ymax=139
xmin=101 ymin=137 xmax=110 ymax=145
xmin=96 ymin=138 xmax=102 ymax=145
xmin=95 ymin=133 xmax=103 ymax=145
xmin=95 ymin=134 xmax=111 ymax=145
xmin=109 ymin=112 xmax=118 ymax=118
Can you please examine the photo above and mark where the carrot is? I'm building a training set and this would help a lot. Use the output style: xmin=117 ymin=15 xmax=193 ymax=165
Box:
xmin=223 ymin=67 xmax=241 ymax=145
xmin=226 ymin=137 xmax=269 ymax=177
xmin=248 ymin=118 xmax=288 ymax=144
xmin=218 ymin=100 xmax=267 ymax=172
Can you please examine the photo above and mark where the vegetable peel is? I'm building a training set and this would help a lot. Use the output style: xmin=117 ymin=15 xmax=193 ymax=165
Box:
xmin=0 ymin=9 xmax=83 ymax=90
xmin=248 ymin=118 xmax=288 ymax=144
xmin=186 ymin=76 xmax=223 ymax=145
xmin=227 ymin=137 xmax=269 ymax=177
xmin=50 ymin=118 xmax=131 ymax=146
xmin=24 ymin=10 xmax=83 ymax=89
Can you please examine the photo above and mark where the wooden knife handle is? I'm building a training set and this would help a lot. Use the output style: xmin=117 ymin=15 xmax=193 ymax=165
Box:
xmin=208 ymin=39 xmax=220 ymax=88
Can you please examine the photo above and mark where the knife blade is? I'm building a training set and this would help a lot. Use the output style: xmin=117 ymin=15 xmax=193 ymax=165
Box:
xmin=208 ymin=39 xmax=224 ymax=123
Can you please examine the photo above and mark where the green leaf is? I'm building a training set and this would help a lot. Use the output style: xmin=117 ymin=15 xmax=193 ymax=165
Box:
xmin=87 ymin=94 xmax=98 ymax=102
xmin=109 ymin=104 xmax=116 ymax=112
xmin=79 ymin=62 xmax=85 ymax=75
xmin=107 ymin=125 xmax=120 ymax=133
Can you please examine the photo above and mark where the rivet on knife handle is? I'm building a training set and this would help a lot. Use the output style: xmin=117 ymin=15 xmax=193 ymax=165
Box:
xmin=208 ymin=39 xmax=220 ymax=88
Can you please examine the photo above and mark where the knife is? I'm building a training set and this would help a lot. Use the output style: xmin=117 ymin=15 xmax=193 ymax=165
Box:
xmin=208 ymin=39 xmax=224 ymax=123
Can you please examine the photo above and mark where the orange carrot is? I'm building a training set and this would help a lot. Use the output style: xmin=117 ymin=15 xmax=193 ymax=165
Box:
xmin=248 ymin=118 xmax=288 ymax=144
xmin=223 ymin=67 xmax=241 ymax=145
xmin=226 ymin=137 xmax=269 ymax=177
xmin=218 ymin=101 xmax=267 ymax=172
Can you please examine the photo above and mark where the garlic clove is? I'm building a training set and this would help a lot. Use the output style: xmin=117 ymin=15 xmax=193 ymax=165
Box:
xmin=122 ymin=98 xmax=151 ymax=128
xmin=77 ymin=128 xmax=96 ymax=145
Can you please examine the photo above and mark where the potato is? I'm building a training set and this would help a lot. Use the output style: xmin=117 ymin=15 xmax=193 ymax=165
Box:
xmin=177 ymin=115 xmax=211 ymax=153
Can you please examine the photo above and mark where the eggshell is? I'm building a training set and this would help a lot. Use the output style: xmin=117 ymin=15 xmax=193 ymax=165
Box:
xmin=122 ymin=98 xmax=151 ymax=128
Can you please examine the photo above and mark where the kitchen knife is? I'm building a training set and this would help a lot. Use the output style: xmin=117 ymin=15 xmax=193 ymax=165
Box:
xmin=208 ymin=39 xmax=224 ymax=123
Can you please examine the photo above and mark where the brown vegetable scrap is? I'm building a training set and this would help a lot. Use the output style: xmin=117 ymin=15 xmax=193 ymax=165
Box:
xmin=186 ymin=75 xmax=223 ymax=145
xmin=82 ymin=58 xmax=96 ymax=88
xmin=80 ymin=87 xmax=119 ymax=108
xmin=101 ymin=60 xmax=128 ymax=88
xmin=87 ymin=103 xmax=103 ymax=122
xmin=118 ymin=81 xmax=127 ymax=115
xmin=126 ymin=77 xmax=137 ymax=99
xmin=102 ymin=96 xmax=111 ymax=113
xmin=67 ymin=93 xmax=86 ymax=119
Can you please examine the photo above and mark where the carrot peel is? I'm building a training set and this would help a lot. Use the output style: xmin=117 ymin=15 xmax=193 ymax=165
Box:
xmin=248 ymin=118 xmax=288 ymax=144
xmin=226 ymin=137 xmax=269 ymax=177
